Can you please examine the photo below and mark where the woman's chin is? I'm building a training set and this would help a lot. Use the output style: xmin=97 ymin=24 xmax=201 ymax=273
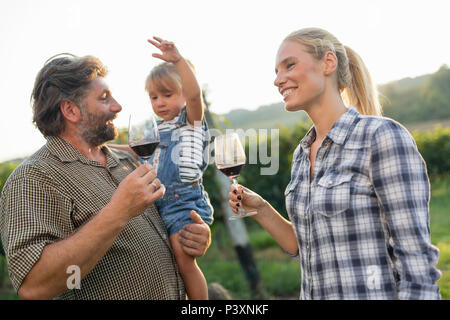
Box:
xmin=284 ymin=102 xmax=303 ymax=112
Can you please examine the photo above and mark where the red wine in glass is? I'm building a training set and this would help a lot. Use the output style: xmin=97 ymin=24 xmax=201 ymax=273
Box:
xmin=130 ymin=141 xmax=160 ymax=161
xmin=214 ymin=133 xmax=257 ymax=220
xmin=219 ymin=164 xmax=244 ymax=179
xmin=128 ymin=113 xmax=160 ymax=164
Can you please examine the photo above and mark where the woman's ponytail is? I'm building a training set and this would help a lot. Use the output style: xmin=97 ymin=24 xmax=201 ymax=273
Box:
xmin=342 ymin=46 xmax=382 ymax=116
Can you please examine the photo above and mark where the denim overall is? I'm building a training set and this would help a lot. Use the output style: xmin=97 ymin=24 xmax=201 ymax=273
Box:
xmin=149 ymin=107 xmax=213 ymax=236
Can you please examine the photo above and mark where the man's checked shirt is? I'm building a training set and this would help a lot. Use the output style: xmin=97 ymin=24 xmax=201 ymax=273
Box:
xmin=0 ymin=137 xmax=185 ymax=299
xmin=285 ymin=107 xmax=441 ymax=300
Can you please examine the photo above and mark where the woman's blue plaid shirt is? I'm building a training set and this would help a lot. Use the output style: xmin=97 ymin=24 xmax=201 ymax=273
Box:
xmin=285 ymin=107 xmax=441 ymax=300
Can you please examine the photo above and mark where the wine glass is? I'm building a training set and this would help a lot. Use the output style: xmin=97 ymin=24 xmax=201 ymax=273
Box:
xmin=128 ymin=113 xmax=160 ymax=164
xmin=214 ymin=132 xmax=257 ymax=220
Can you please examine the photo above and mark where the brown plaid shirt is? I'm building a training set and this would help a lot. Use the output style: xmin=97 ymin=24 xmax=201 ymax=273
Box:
xmin=0 ymin=136 xmax=185 ymax=300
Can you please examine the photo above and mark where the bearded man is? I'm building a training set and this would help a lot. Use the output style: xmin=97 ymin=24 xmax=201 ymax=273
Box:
xmin=0 ymin=54 xmax=211 ymax=300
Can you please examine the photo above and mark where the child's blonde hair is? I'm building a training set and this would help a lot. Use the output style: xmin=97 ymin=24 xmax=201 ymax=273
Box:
xmin=145 ymin=60 xmax=196 ymax=95
xmin=283 ymin=28 xmax=382 ymax=116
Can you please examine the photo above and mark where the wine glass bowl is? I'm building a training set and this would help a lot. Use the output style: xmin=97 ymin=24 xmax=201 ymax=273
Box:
xmin=128 ymin=113 xmax=160 ymax=163
xmin=214 ymin=133 xmax=257 ymax=220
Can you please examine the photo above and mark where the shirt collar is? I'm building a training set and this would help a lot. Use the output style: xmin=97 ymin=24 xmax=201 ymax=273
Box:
xmin=300 ymin=106 xmax=360 ymax=148
xmin=300 ymin=126 xmax=317 ymax=149
xmin=46 ymin=136 xmax=128 ymax=168
xmin=326 ymin=106 xmax=360 ymax=145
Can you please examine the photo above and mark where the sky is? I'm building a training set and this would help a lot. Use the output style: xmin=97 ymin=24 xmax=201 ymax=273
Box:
xmin=0 ymin=0 xmax=449 ymax=162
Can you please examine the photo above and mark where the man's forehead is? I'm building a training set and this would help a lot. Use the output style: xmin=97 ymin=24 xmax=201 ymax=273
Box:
xmin=89 ymin=76 xmax=110 ymax=91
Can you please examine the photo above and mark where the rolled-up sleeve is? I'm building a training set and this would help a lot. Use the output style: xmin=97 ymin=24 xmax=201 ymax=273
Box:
xmin=0 ymin=173 xmax=73 ymax=292
xmin=370 ymin=121 xmax=441 ymax=300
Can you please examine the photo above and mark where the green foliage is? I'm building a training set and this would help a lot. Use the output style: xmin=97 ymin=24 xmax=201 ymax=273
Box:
xmin=429 ymin=178 xmax=450 ymax=300
xmin=413 ymin=126 xmax=450 ymax=179
xmin=214 ymin=103 xmax=309 ymax=130
xmin=202 ymin=165 xmax=223 ymax=226
xmin=209 ymin=65 xmax=450 ymax=131
xmin=108 ymin=127 xmax=129 ymax=145
xmin=203 ymin=119 xmax=449 ymax=223
xmin=257 ymin=257 xmax=300 ymax=297
xmin=0 ymin=161 xmax=19 ymax=257
xmin=430 ymin=178 xmax=450 ymax=244
xmin=198 ymin=234 xmax=301 ymax=299
xmin=249 ymin=229 xmax=278 ymax=250
xmin=0 ymin=162 xmax=19 ymax=195
xmin=379 ymin=65 xmax=450 ymax=124
xmin=237 ymin=122 xmax=310 ymax=218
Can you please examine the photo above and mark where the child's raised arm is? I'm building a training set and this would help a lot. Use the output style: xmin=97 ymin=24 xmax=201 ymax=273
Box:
xmin=148 ymin=36 xmax=203 ymax=125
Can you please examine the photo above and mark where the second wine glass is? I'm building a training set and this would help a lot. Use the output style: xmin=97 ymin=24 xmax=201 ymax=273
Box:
xmin=214 ymin=133 xmax=257 ymax=220
xmin=128 ymin=113 xmax=160 ymax=164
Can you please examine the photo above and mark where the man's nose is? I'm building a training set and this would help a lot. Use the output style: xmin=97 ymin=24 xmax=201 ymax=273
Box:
xmin=111 ymin=97 xmax=122 ymax=113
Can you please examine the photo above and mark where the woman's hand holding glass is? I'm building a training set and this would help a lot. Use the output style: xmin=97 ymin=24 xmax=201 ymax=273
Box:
xmin=215 ymin=133 xmax=258 ymax=219
xmin=228 ymin=184 xmax=267 ymax=217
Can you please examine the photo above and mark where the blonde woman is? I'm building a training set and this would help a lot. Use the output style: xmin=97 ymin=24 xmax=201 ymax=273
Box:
xmin=229 ymin=28 xmax=441 ymax=300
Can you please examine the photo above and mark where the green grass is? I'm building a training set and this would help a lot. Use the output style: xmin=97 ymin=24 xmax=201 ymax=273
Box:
xmin=436 ymin=242 xmax=450 ymax=300
xmin=197 ymin=229 xmax=301 ymax=300
xmin=0 ymin=256 xmax=18 ymax=300
xmin=406 ymin=119 xmax=450 ymax=132
xmin=430 ymin=177 xmax=450 ymax=300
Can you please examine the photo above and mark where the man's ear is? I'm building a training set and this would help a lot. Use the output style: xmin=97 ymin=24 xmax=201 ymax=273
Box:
xmin=322 ymin=51 xmax=338 ymax=76
xmin=60 ymin=100 xmax=81 ymax=123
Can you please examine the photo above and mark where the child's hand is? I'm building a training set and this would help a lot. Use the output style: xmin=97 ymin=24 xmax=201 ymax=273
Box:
xmin=148 ymin=36 xmax=182 ymax=64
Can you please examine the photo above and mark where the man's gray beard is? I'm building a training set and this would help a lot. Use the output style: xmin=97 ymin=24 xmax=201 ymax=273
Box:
xmin=78 ymin=111 xmax=118 ymax=148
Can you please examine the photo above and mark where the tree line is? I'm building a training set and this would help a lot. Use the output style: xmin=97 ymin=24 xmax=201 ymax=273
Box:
xmin=216 ymin=64 xmax=450 ymax=130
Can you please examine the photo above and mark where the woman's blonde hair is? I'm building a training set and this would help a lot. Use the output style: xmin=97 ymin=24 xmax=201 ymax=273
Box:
xmin=283 ymin=28 xmax=382 ymax=116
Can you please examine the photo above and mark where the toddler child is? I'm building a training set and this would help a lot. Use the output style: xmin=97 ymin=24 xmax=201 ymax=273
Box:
xmin=145 ymin=37 xmax=213 ymax=300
